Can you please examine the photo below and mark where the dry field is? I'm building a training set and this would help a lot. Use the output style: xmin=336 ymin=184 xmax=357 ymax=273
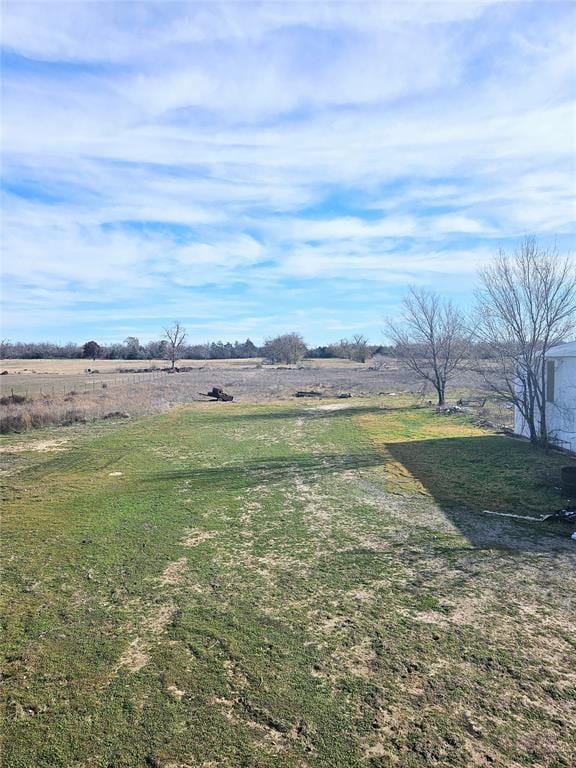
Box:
xmin=0 ymin=358 xmax=501 ymax=434
xmin=1 ymin=357 xmax=362 ymax=398
xmin=0 ymin=358 xmax=263 ymax=398
xmin=0 ymin=357 xmax=362 ymax=377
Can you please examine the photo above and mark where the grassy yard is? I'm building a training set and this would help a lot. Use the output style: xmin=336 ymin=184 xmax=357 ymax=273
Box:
xmin=2 ymin=399 xmax=575 ymax=767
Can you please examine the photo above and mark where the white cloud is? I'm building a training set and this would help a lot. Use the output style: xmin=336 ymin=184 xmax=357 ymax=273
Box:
xmin=1 ymin=1 xmax=575 ymax=340
xmin=264 ymin=213 xmax=490 ymax=243
xmin=0 ymin=1 xmax=504 ymax=62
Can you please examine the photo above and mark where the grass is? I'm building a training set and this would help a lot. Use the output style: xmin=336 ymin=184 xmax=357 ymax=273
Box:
xmin=357 ymin=405 xmax=572 ymax=516
xmin=2 ymin=399 xmax=575 ymax=767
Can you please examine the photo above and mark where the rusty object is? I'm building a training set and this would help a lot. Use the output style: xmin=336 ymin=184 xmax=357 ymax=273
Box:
xmin=199 ymin=387 xmax=234 ymax=402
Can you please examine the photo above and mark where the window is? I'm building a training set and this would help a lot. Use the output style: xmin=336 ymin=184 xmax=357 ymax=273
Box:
xmin=546 ymin=360 xmax=555 ymax=403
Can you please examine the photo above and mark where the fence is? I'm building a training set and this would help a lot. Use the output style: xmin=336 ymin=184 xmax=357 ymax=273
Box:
xmin=1 ymin=368 xmax=175 ymax=399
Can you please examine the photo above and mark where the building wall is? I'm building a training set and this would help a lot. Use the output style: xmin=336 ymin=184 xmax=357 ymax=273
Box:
xmin=514 ymin=357 xmax=576 ymax=453
xmin=548 ymin=357 xmax=576 ymax=452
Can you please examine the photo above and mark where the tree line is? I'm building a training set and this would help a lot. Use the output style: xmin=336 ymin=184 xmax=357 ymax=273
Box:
xmin=0 ymin=333 xmax=383 ymax=364
xmin=0 ymin=337 xmax=261 ymax=362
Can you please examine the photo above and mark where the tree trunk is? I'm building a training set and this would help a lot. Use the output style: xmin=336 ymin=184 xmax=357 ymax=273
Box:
xmin=538 ymin=362 xmax=548 ymax=446
xmin=523 ymin=372 xmax=539 ymax=444
xmin=526 ymin=400 xmax=538 ymax=444
xmin=435 ymin=382 xmax=445 ymax=406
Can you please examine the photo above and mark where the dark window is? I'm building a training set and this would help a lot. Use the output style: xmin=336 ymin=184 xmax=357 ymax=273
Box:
xmin=546 ymin=360 xmax=555 ymax=403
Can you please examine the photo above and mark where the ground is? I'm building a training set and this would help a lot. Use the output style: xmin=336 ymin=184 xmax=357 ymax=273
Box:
xmin=0 ymin=356 xmax=484 ymax=399
xmin=2 ymin=397 xmax=575 ymax=767
xmin=1 ymin=357 xmax=502 ymax=434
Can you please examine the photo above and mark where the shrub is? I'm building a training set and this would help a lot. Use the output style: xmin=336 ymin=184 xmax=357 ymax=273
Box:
xmin=0 ymin=394 xmax=28 ymax=406
xmin=262 ymin=333 xmax=308 ymax=364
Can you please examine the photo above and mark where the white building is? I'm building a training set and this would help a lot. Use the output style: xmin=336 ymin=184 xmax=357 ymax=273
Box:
xmin=515 ymin=341 xmax=576 ymax=454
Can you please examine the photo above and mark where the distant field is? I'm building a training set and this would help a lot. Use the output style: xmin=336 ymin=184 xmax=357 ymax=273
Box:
xmin=0 ymin=358 xmax=272 ymax=398
xmin=0 ymin=357 xmax=364 ymax=376
xmin=2 ymin=399 xmax=575 ymax=766
xmin=0 ymin=358 xmax=266 ymax=375
xmin=0 ymin=356 xmax=507 ymax=435
xmin=0 ymin=358 xmax=365 ymax=397
xmin=0 ymin=365 xmax=167 ymax=397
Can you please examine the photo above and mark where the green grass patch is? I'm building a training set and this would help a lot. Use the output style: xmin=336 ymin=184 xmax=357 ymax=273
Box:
xmin=2 ymin=400 xmax=575 ymax=767
xmin=356 ymin=405 xmax=575 ymax=515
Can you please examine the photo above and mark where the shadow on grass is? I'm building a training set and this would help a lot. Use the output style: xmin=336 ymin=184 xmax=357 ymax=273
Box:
xmin=142 ymin=438 xmax=576 ymax=554
xmin=14 ymin=447 xmax=129 ymax=481
xmin=386 ymin=434 xmax=576 ymax=553
xmin=12 ymin=406 xmax=393 ymax=484
xmin=144 ymin=450 xmax=385 ymax=491
xmin=192 ymin=403 xmax=401 ymax=424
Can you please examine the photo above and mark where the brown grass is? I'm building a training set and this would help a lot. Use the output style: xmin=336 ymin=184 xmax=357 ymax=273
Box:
xmin=0 ymin=360 xmax=501 ymax=434
xmin=0 ymin=375 xmax=201 ymax=433
xmin=0 ymin=357 xmax=264 ymax=376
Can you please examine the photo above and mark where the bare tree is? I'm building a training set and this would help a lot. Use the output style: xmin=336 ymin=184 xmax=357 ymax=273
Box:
xmin=350 ymin=334 xmax=369 ymax=362
xmin=163 ymin=322 xmax=187 ymax=370
xmin=475 ymin=237 xmax=576 ymax=446
xmin=124 ymin=336 xmax=142 ymax=360
xmin=328 ymin=335 xmax=369 ymax=362
xmin=387 ymin=287 xmax=470 ymax=406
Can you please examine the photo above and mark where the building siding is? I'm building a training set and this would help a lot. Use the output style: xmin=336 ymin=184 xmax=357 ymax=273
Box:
xmin=515 ymin=356 xmax=576 ymax=453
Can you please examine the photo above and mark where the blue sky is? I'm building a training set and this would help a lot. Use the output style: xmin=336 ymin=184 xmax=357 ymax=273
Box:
xmin=1 ymin=0 xmax=575 ymax=345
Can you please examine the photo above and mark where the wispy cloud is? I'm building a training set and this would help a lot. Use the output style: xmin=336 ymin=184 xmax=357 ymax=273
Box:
xmin=1 ymin=0 xmax=574 ymax=343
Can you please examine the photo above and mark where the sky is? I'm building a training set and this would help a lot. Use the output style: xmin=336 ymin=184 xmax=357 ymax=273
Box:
xmin=1 ymin=0 xmax=575 ymax=346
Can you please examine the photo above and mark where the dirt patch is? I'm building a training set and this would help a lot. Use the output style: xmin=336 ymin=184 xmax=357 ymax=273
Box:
xmin=310 ymin=403 xmax=354 ymax=412
xmin=223 ymin=659 xmax=249 ymax=688
xmin=312 ymin=614 xmax=349 ymax=636
xmin=406 ymin=608 xmax=451 ymax=628
xmin=447 ymin=595 xmax=492 ymax=626
xmin=0 ymin=439 xmax=68 ymax=453
xmin=345 ymin=587 xmax=374 ymax=602
xmin=143 ymin=601 xmax=177 ymax=634
xmin=160 ymin=557 xmax=188 ymax=586
xmin=291 ymin=475 xmax=334 ymax=533
xmin=209 ymin=695 xmax=238 ymax=723
xmin=181 ymin=530 xmax=216 ymax=547
xmin=166 ymin=684 xmax=186 ymax=700
xmin=117 ymin=638 xmax=148 ymax=673
xmin=364 ymin=742 xmax=389 ymax=759
xmin=332 ymin=638 xmax=376 ymax=679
